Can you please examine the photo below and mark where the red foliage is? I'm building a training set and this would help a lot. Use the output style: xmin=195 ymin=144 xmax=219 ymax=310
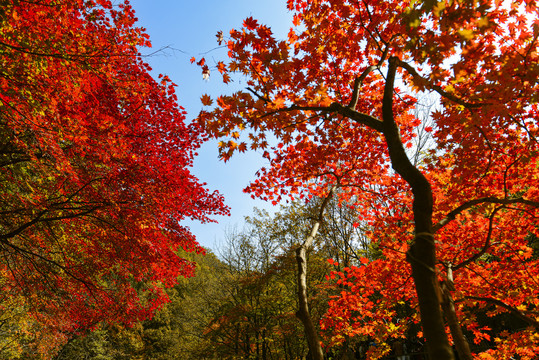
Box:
xmin=198 ymin=0 xmax=539 ymax=358
xmin=0 ymin=0 xmax=227 ymax=344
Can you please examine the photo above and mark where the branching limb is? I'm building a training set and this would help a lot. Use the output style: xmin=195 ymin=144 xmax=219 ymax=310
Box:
xmin=382 ymin=57 xmax=433 ymax=203
xmin=259 ymin=102 xmax=383 ymax=132
xmin=246 ymin=87 xmax=270 ymax=104
xmin=348 ymin=44 xmax=390 ymax=110
xmin=453 ymin=206 xmax=501 ymax=271
xmin=302 ymin=185 xmax=338 ymax=247
xmin=467 ymin=296 xmax=539 ymax=330
xmin=395 ymin=59 xmax=486 ymax=109
xmin=383 ymin=56 xmax=454 ymax=360
xmin=0 ymin=209 xmax=48 ymax=241
xmin=331 ymin=103 xmax=384 ymax=131
xmin=296 ymin=184 xmax=337 ymax=360
xmin=1 ymin=238 xmax=96 ymax=291
xmin=434 ymin=197 xmax=539 ymax=232
xmin=440 ymin=262 xmax=473 ymax=360
xmin=0 ymin=203 xmax=102 ymax=241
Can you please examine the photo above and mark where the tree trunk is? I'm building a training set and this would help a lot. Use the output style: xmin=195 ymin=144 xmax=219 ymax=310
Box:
xmin=382 ymin=57 xmax=455 ymax=360
xmin=262 ymin=329 xmax=268 ymax=360
xmin=441 ymin=267 xmax=473 ymax=360
xmin=295 ymin=187 xmax=336 ymax=360
xmin=296 ymin=243 xmax=324 ymax=360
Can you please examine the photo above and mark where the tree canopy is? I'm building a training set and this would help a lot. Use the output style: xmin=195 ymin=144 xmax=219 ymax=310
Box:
xmin=0 ymin=0 xmax=227 ymax=354
xmin=195 ymin=0 xmax=539 ymax=358
xmin=3 ymin=0 xmax=539 ymax=358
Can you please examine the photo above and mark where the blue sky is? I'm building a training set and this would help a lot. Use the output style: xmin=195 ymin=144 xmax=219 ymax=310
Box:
xmin=129 ymin=1 xmax=293 ymax=250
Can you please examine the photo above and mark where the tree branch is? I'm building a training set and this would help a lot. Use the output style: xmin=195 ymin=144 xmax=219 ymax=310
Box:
xmin=246 ymin=87 xmax=270 ymax=104
xmin=259 ymin=102 xmax=383 ymax=132
xmin=453 ymin=207 xmax=501 ymax=271
xmin=1 ymin=237 xmax=96 ymax=291
xmin=395 ymin=59 xmax=486 ymax=109
xmin=382 ymin=57 xmax=433 ymax=207
xmin=467 ymin=296 xmax=539 ymax=330
xmin=0 ymin=209 xmax=48 ymax=241
xmin=332 ymin=103 xmax=384 ymax=132
xmin=296 ymin=185 xmax=337 ymax=360
xmin=348 ymin=45 xmax=390 ymax=110
xmin=383 ymin=56 xmax=454 ymax=360
xmin=434 ymin=197 xmax=539 ymax=232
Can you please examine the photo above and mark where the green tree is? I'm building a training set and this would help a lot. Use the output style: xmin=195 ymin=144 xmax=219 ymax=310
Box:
xmin=52 ymin=250 xmax=226 ymax=360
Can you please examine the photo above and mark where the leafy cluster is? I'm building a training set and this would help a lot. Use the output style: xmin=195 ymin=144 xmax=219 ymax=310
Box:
xmin=0 ymin=0 xmax=227 ymax=356
xmin=194 ymin=0 xmax=539 ymax=358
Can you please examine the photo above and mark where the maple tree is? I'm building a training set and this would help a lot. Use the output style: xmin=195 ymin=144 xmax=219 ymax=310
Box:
xmin=195 ymin=0 xmax=539 ymax=359
xmin=0 ymin=0 xmax=227 ymax=353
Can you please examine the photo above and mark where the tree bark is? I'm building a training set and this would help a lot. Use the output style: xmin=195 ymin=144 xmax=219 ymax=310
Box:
xmin=382 ymin=57 xmax=455 ymax=360
xmin=441 ymin=288 xmax=473 ymax=360
xmin=296 ymin=243 xmax=324 ymax=360
xmin=295 ymin=186 xmax=336 ymax=360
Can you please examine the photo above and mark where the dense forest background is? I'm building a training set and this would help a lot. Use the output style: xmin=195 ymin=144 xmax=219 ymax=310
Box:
xmin=2 ymin=200 xmax=529 ymax=359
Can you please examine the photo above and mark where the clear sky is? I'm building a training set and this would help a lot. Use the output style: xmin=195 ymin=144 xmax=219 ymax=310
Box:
xmin=128 ymin=1 xmax=292 ymax=250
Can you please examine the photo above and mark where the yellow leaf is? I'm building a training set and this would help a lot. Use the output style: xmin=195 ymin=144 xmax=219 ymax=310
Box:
xmin=458 ymin=29 xmax=474 ymax=40
xmin=433 ymin=1 xmax=446 ymax=17
xmin=477 ymin=17 xmax=489 ymax=28
xmin=409 ymin=18 xmax=421 ymax=28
